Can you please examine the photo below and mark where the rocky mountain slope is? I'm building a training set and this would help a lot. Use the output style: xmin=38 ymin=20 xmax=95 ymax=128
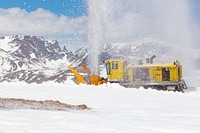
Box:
xmin=0 ymin=35 xmax=63 ymax=71
xmin=0 ymin=35 xmax=74 ymax=83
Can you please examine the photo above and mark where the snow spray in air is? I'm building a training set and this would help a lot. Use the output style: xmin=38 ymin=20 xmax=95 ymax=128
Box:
xmin=87 ymin=0 xmax=109 ymax=75
xmin=88 ymin=1 xmax=101 ymax=75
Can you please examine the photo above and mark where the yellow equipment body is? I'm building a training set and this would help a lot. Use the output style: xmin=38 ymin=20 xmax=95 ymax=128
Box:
xmin=105 ymin=59 xmax=187 ymax=91
xmin=126 ymin=62 xmax=182 ymax=82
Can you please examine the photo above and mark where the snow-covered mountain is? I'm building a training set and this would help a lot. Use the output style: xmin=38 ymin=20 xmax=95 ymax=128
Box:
xmin=0 ymin=36 xmax=200 ymax=83
xmin=0 ymin=35 xmax=77 ymax=83
xmin=0 ymin=35 xmax=64 ymax=71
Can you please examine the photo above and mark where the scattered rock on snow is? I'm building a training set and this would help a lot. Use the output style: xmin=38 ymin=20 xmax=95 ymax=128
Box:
xmin=0 ymin=98 xmax=88 ymax=111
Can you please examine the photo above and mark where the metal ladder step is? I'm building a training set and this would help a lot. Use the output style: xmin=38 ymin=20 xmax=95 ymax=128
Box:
xmin=182 ymin=80 xmax=188 ymax=89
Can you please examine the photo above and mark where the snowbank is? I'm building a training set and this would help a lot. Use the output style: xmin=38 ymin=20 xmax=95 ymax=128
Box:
xmin=0 ymin=81 xmax=200 ymax=133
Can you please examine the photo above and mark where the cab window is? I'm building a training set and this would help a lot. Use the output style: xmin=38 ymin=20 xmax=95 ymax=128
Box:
xmin=112 ymin=63 xmax=118 ymax=69
xmin=106 ymin=63 xmax=111 ymax=75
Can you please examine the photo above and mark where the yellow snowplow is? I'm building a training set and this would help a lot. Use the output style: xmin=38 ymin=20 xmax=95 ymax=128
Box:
xmin=105 ymin=58 xmax=187 ymax=92
xmin=68 ymin=63 xmax=107 ymax=85
xmin=68 ymin=56 xmax=187 ymax=92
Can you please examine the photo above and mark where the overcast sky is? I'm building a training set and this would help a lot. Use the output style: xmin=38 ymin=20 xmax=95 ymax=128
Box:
xmin=0 ymin=0 xmax=200 ymax=50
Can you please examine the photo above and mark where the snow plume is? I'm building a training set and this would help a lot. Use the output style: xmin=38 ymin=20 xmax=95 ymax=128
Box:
xmin=0 ymin=8 xmax=87 ymax=49
xmin=87 ymin=0 xmax=107 ymax=75
xmin=87 ymin=0 xmax=127 ymax=75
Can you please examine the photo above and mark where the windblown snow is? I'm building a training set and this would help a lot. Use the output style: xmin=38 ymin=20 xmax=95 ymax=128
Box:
xmin=0 ymin=81 xmax=200 ymax=133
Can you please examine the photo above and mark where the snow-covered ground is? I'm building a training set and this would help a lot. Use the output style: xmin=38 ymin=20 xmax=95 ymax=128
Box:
xmin=0 ymin=80 xmax=200 ymax=133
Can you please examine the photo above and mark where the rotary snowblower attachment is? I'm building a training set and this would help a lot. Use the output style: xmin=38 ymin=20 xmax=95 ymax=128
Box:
xmin=68 ymin=63 xmax=107 ymax=85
